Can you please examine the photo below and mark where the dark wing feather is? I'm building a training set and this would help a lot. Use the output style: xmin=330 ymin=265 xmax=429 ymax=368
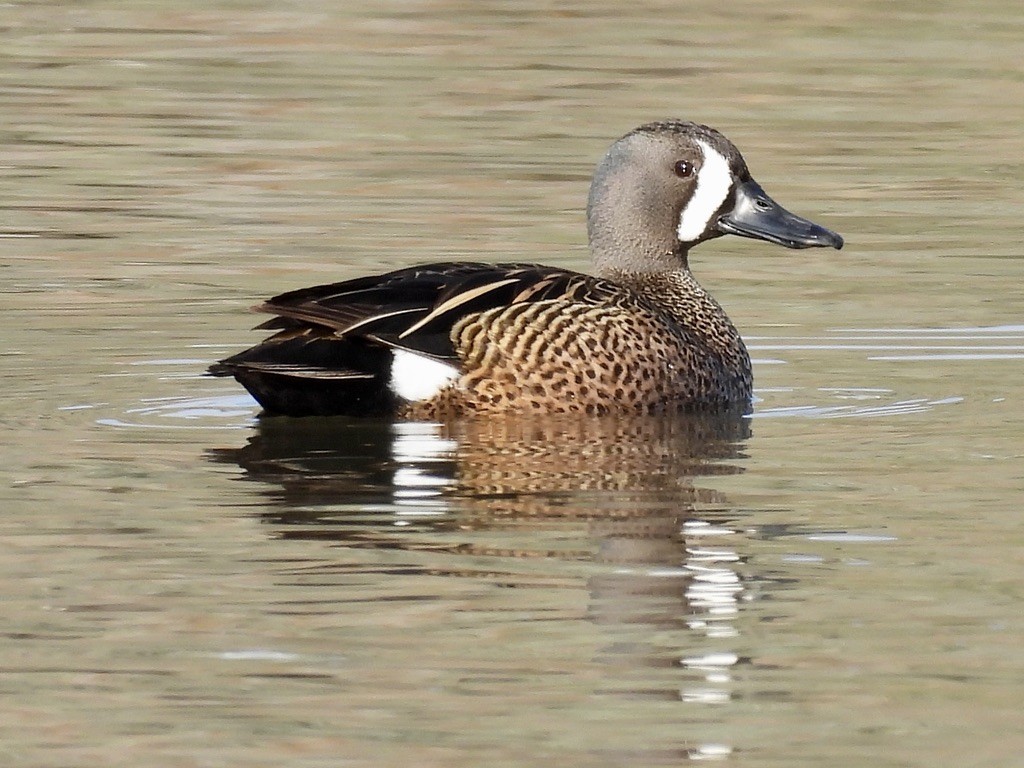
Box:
xmin=252 ymin=261 xmax=615 ymax=361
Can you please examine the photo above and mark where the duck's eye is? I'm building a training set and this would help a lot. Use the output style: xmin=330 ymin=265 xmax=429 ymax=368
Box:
xmin=673 ymin=160 xmax=695 ymax=178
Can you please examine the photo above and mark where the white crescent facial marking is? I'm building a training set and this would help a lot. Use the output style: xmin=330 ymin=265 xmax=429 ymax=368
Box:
xmin=676 ymin=139 xmax=734 ymax=243
xmin=389 ymin=349 xmax=460 ymax=402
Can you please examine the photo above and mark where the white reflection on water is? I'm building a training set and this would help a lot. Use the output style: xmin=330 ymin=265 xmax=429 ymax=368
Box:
xmin=748 ymin=324 xmax=1024 ymax=362
xmin=754 ymin=393 xmax=964 ymax=419
xmin=688 ymin=743 xmax=733 ymax=761
xmin=389 ymin=421 xmax=457 ymax=509
xmin=680 ymin=518 xmax=743 ymax=712
xmin=807 ymin=532 xmax=897 ymax=543
xmin=216 ymin=649 xmax=301 ymax=662
xmin=97 ymin=394 xmax=257 ymax=427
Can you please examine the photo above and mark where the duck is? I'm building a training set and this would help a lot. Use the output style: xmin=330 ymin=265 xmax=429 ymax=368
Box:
xmin=209 ymin=120 xmax=843 ymax=418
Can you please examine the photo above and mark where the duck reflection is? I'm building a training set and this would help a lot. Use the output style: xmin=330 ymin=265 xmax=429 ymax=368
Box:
xmin=215 ymin=409 xmax=747 ymax=502
xmin=211 ymin=410 xmax=752 ymax=724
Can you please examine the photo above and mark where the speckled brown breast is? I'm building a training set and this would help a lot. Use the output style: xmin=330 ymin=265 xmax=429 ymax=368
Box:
xmin=406 ymin=269 xmax=752 ymax=418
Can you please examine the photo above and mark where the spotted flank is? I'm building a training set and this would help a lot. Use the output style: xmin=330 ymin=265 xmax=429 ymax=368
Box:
xmin=210 ymin=120 xmax=843 ymax=417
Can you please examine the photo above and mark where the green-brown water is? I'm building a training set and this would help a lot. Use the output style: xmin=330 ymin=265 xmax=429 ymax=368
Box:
xmin=2 ymin=1 xmax=1022 ymax=765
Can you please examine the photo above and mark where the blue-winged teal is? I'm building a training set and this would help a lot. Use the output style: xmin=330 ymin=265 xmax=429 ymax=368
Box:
xmin=210 ymin=120 xmax=843 ymax=417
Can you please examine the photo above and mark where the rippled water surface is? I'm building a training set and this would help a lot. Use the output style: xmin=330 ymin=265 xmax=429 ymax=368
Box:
xmin=3 ymin=1 xmax=1023 ymax=765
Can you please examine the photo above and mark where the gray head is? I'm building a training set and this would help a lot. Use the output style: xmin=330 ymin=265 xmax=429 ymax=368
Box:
xmin=586 ymin=120 xmax=843 ymax=275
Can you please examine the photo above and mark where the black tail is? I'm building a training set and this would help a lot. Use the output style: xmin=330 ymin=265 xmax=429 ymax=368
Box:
xmin=209 ymin=333 xmax=399 ymax=417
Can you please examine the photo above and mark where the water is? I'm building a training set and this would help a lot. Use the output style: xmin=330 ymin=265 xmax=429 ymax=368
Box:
xmin=2 ymin=1 xmax=1022 ymax=765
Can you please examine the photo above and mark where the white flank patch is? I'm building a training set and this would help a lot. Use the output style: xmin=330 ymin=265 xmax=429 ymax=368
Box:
xmin=676 ymin=139 xmax=733 ymax=243
xmin=389 ymin=349 xmax=460 ymax=402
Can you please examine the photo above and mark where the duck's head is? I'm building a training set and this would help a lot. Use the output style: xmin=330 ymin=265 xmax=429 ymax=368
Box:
xmin=587 ymin=120 xmax=843 ymax=274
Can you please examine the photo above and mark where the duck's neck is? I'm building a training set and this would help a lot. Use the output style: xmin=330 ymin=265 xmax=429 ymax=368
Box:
xmin=592 ymin=241 xmax=691 ymax=279
xmin=598 ymin=251 xmax=745 ymax=360
xmin=587 ymin=147 xmax=689 ymax=276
